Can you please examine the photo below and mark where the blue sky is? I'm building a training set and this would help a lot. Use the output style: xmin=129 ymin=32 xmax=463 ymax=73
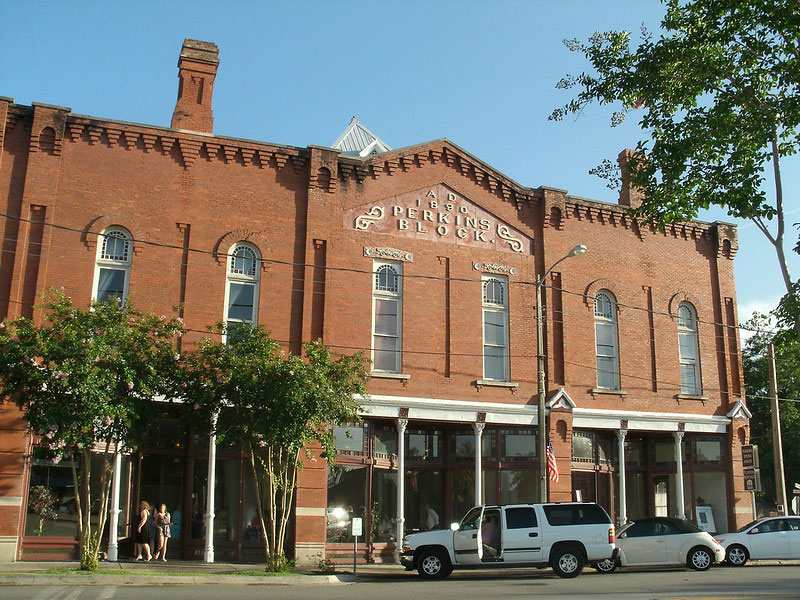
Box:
xmin=2 ymin=0 xmax=797 ymax=325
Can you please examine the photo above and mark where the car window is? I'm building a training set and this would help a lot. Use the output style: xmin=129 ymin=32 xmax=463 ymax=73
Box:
xmin=542 ymin=504 xmax=611 ymax=526
xmin=788 ymin=519 xmax=800 ymax=532
xmin=670 ymin=519 xmax=702 ymax=534
xmin=753 ymin=520 xmax=781 ymax=534
xmin=775 ymin=519 xmax=790 ymax=532
xmin=460 ymin=508 xmax=482 ymax=531
xmin=625 ymin=521 xmax=658 ymax=538
xmin=736 ymin=519 xmax=762 ymax=533
xmin=655 ymin=521 xmax=679 ymax=535
xmin=505 ymin=507 xmax=537 ymax=529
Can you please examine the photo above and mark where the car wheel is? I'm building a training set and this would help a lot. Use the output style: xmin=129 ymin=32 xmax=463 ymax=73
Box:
xmin=416 ymin=548 xmax=452 ymax=579
xmin=552 ymin=546 xmax=585 ymax=578
xmin=593 ymin=558 xmax=617 ymax=574
xmin=726 ymin=545 xmax=748 ymax=567
xmin=687 ymin=546 xmax=713 ymax=571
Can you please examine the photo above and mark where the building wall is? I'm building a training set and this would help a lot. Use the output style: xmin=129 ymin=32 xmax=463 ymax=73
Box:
xmin=0 ymin=42 xmax=750 ymax=561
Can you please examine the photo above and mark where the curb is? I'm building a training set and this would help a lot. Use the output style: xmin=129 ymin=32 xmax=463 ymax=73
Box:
xmin=0 ymin=574 xmax=350 ymax=586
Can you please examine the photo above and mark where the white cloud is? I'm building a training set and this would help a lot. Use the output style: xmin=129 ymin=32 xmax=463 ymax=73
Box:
xmin=737 ymin=296 xmax=779 ymax=344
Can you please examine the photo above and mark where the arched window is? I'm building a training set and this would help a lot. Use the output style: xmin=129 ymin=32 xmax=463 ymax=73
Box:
xmin=677 ymin=302 xmax=701 ymax=395
xmin=482 ymin=276 xmax=509 ymax=380
xmin=372 ymin=261 xmax=402 ymax=372
xmin=224 ymin=243 xmax=260 ymax=339
xmin=594 ymin=290 xmax=620 ymax=389
xmin=93 ymin=226 xmax=132 ymax=304
xmin=374 ymin=264 xmax=399 ymax=293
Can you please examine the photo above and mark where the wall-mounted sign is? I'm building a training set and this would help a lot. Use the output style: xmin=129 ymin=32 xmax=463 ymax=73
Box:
xmin=741 ymin=444 xmax=758 ymax=468
xmin=473 ymin=262 xmax=517 ymax=275
xmin=364 ymin=247 xmax=413 ymax=262
xmin=345 ymin=184 xmax=532 ymax=254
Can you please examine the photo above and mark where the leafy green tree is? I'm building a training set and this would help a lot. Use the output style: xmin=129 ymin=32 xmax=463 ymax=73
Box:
xmin=180 ymin=325 xmax=368 ymax=572
xmin=0 ymin=291 xmax=183 ymax=569
xmin=741 ymin=313 xmax=800 ymax=508
xmin=551 ymin=0 xmax=800 ymax=327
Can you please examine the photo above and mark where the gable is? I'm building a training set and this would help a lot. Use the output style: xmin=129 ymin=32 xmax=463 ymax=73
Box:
xmin=343 ymin=183 xmax=532 ymax=254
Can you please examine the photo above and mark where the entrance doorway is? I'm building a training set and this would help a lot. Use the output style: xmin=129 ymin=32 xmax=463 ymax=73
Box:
xmin=138 ymin=455 xmax=185 ymax=559
xmin=653 ymin=477 xmax=669 ymax=517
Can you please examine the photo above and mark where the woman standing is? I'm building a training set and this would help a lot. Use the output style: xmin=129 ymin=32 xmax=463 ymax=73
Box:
xmin=154 ymin=504 xmax=172 ymax=561
xmin=134 ymin=501 xmax=153 ymax=561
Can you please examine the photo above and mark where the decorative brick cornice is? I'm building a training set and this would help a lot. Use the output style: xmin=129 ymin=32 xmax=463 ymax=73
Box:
xmin=58 ymin=115 xmax=308 ymax=175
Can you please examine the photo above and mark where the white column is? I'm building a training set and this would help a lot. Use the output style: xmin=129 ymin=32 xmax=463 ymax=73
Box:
xmin=395 ymin=417 xmax=407 ymax=563
xmin=473 ymin=422 xmax=485 ymax=506
xmin=616 ymin=430 xmax=627 ymax=527
xmin=204 ymin=412 xmax=218 ymax=563
xmin=106 ymin=451 xmax=123 ymax=561
xmin=673 ymin=431 xmax=685 ymax=519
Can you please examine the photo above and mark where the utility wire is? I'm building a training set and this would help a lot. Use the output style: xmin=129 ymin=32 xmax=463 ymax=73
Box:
xmin=0 ymin=211 xmax=790 ymax=340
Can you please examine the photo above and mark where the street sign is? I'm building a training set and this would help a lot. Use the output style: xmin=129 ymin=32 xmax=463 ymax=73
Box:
xmin=743 ymin=467 xmax=761 ymax=492
xmin=742 ymin=444 xmax=758 ymax=468
xmin=351 ymin=517 xmax=363 ymax=537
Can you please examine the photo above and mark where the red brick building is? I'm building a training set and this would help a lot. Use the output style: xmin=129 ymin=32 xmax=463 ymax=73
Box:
xmin=0 ymin=40 xmax=752 ymax=564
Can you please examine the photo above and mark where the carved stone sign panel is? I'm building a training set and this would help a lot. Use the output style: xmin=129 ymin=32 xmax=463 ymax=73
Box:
xmin=344 ymin=184 xmax=532 ymax=254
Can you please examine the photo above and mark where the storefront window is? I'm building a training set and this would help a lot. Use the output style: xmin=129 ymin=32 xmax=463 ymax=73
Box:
xmin=214 ymin=458 xmax=241 ymax=542
xmin=693 ymin=472 xmax=728 ymax=533
xmin=25 ymin=449 xmax=79 ymax=537
xmin=190 ymin=458 xmax=207 ymax=539
xmin=371 ymin=469 xmax=397 ymax=542
xmin=450 ymin=469 xmax=496 ymax=521
xmin=572 ymin=434 xmax=593 ymax=462
xmin=501 ymin=429 xmax=535 ymax=461
xmin=694 ymin=437 xmax=723 ymax=464
xmin=327 ymin=464 xmax=366 ymax=542
xmin=334 ymin=424 xmax=366 ymax=455
xmin=406 ymin=429 xmax=440 ymax=461
xmin=624 ymin=438 xmax=644 ymax=466
xmin=450 ymin=429 xmax=495 ymax=461
xmin=242 ymin=469 xmax=262 ymax=542
xmin=404 ymin=469 xmax=443 ymax=532
xmin=373 ymin=425 xmax=397 ymax=457
xmin=500 ymin=470 xmax=537 ymax=504
xmin=597 ymin=435 xmax=612 ymax=463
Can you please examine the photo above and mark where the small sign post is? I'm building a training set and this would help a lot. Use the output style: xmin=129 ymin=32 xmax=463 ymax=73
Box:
xmin=351 ymin=517 xmax=363 ymax=576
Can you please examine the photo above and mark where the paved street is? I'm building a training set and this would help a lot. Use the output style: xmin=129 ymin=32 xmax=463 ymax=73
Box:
xmin=2 ymin=565 xmax=799 ymax=600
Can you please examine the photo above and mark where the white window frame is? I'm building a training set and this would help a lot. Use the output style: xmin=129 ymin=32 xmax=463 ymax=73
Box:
xmin=223 ymin=243 xmax=260 ymax=340
xmin=594 ymin=290 xmax=620 ymax=390
xmin=92 ymin=226 xmax=132 ymax=305
xmin=482 ymin=275 xmax=509 ymax=381
xmin=371 ymin=260 xmax=402 ymax=373
xmin=677 ymin=302 xmax=702 ymax=395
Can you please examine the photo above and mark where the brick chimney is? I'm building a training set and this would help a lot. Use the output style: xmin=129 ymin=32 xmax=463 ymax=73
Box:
xmin=171 ymin=39 xmax=219 ymax=133
xmin=617 ymin=149 xmax=645 ymax=209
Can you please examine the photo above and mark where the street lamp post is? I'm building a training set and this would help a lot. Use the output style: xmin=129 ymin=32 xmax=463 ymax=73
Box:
xmin=537 ymin=244 xmax=587 ymax=503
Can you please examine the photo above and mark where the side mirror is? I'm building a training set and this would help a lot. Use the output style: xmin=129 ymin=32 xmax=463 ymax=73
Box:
xmin=619 ymin=533 xmax=627 ymax=539
xmin=748 ymin=528 xmax=758 ymax=534
xmin=450 ymin=522 xmax=459 ymax=531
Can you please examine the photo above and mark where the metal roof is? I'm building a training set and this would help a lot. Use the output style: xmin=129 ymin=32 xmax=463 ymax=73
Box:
xmin=331 ymin=117 xmax=392 ymax=157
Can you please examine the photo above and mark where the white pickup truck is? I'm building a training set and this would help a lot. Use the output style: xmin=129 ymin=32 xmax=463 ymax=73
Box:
xmin=400 ymin=502 xmax=617 ymax=579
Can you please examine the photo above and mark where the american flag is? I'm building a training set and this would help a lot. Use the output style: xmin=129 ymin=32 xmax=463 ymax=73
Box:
xmin=546 ymin=439 xmax=559 ymax=483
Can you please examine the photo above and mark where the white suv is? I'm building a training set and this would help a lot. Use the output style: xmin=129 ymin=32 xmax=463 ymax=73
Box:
xmin=401 ymin=502 xmax=617 ymax=579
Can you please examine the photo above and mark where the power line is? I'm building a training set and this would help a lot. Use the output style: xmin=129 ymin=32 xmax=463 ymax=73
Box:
xmin=0 ymin=210 xmax=789 ymax=340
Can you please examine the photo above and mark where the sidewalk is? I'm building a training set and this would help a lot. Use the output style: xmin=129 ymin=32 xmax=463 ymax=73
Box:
xmin=0 ymin=559 xmax=407 ymax=586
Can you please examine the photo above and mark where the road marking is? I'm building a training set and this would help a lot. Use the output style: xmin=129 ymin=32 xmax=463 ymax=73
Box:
xmin=95 ymin=586 xmax=117 ymax=599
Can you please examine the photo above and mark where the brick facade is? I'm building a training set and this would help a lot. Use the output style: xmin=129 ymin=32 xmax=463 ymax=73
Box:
xmin=0 ymin=40 xmax=751 ymax=563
